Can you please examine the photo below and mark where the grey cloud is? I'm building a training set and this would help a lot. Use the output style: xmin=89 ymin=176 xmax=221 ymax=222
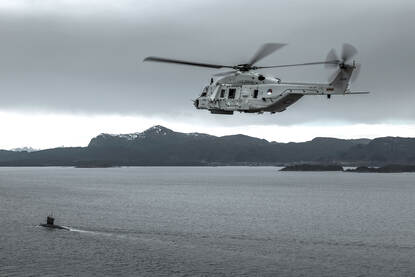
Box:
xmin=0 ymin=0 xmax=414 ymax=126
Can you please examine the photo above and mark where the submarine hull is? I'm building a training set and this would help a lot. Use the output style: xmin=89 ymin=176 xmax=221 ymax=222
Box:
xmin=39 ymin=223 xmax=69 ymax=231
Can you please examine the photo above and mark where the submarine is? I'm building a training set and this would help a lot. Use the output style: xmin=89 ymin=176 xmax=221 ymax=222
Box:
xmin=39 ymin=215 xmax=69 ymax=231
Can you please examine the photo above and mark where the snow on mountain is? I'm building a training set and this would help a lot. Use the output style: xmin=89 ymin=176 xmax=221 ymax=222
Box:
xmin=96 ymin=126 xmax=180 ymax=140
xmin=10 ymin=146 xmax=39 ymax=152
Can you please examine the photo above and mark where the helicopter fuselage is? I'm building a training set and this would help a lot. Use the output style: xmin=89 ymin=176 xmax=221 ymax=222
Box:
xmin=194 ymin=70 xmax=350 ymax=114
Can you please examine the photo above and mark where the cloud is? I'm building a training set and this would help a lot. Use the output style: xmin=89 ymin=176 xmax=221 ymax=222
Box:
xmin=2 ymin=110 xmax=415 ymax=150
xmin=0 ymin=0 xmax=414 ymax=127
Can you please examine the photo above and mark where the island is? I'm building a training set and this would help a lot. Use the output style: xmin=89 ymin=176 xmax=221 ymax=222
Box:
xmin=279 ymin=164 xmax=415 ymax=173
xmin=346 ymin=165 xmax=415 ymax=173
xmin=74 ymin=161 xmax=116 ymax=168
xmin=280 ymin=164 xmax=344 ymax=171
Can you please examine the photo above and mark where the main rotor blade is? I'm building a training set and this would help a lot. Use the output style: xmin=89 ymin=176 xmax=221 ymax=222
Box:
xmin=248 ymin=43 xmax=286 ymax=66
xmin=257 ymin=60 xmax=339 ymax=69
xmin=143 ymin=56 xmax=233 ymax=69
xmin=341 ymin=43 xmax=358 ymax=63
xmin=213 ymin=70 xmax=238 ymax=77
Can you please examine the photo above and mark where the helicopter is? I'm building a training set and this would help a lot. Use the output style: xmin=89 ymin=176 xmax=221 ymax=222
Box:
xmin=144 ymin=43 xmax=369 ymax=115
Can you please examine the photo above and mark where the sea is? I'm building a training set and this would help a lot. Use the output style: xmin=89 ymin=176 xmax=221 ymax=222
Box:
xmin=0 ymin=167 xmax=414 ymax=276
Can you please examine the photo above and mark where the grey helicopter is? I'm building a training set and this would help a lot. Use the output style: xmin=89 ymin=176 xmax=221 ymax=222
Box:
xmin=144 ymin=43 xmax=369 ymax=115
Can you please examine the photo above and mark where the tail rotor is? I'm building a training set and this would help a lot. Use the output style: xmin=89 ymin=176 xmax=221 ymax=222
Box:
xmin=325 ymin=43 xmax=360 ymax=83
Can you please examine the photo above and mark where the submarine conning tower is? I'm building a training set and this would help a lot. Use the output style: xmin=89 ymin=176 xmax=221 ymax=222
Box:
xmin=46 ymin=216 xmax=55 ymax=225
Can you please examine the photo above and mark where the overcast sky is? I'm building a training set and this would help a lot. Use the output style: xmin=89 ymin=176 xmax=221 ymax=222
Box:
xmin=1 ymin=0 xmax=415 ymax=149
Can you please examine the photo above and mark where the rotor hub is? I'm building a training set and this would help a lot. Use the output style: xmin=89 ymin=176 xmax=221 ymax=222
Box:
xmin=235 ymin=64 xmax=254 ymax=72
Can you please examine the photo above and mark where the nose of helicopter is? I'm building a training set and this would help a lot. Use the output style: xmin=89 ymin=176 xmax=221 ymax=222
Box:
xmin=193 ymin=99 xmax=199 ymax=108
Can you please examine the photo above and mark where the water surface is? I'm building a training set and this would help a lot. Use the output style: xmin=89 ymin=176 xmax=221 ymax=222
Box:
xmin=0 ymin=167 xmax=414 ymax=276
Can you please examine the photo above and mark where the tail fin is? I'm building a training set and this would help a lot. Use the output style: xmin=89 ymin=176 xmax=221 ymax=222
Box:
xmin=330 ymin=64 xmax=355 ymax=92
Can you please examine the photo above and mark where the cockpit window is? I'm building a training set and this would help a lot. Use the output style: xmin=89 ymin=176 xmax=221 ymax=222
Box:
xmin=220 ymin=89 xmax=225 ymax=98
xmin=201 ymin=86 xmax=208 ymax=97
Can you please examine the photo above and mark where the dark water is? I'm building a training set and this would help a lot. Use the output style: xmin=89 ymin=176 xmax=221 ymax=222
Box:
xmin=0 ymin=167 xmax=414 ymax=276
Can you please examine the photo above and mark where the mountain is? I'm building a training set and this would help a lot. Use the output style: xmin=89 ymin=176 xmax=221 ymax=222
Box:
xmin=339 ymin=137 xmax=415 ymax=164
xmin=0 ymin=125 xmax=413 ymax=166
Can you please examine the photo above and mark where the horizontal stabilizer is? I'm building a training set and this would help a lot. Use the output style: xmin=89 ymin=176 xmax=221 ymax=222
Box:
xmin=346 ymin=91 xmax=370 ymax=95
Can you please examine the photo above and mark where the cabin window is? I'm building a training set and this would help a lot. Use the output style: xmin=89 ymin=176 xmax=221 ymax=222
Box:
xmin=220 ymin=89 xmax=225 ymax=98
xmin=228 ymin=88 xmax=236 ymax=99
xmin=201 ymin=92 xmax=207 ymax=97
xmin=253 ymin=89 xmax=259 ymax=98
